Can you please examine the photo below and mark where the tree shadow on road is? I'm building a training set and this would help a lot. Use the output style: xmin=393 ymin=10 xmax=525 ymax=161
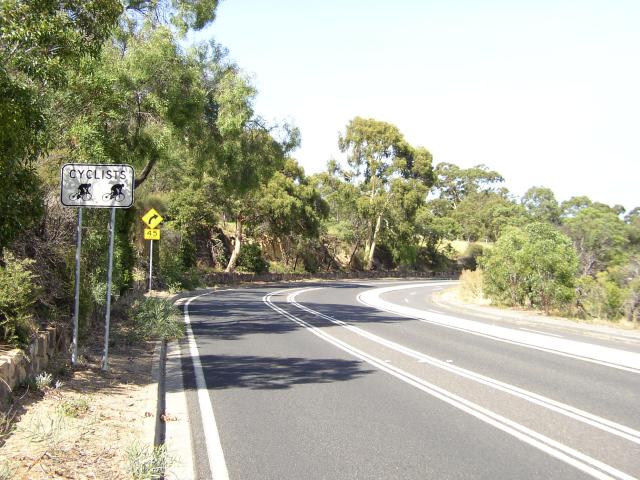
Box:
xmin=180 ymin=354 xmax=374 ymax=391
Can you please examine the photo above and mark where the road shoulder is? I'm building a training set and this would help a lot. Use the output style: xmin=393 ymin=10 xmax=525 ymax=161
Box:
xmin=433 ymin=286 xmax=640 ymax=342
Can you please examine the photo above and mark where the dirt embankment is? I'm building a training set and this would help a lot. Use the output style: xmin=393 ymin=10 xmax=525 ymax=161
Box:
xmin=0 ymin=341 xmax=157 ymax=479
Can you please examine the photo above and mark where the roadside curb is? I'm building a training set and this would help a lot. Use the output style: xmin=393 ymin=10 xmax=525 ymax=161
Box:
xmin=164 ymin=338 xmax=196 ymax=479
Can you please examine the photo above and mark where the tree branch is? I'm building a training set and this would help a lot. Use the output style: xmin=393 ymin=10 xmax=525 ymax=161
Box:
xmin=134 ymin=157 xmax=158 ymax=189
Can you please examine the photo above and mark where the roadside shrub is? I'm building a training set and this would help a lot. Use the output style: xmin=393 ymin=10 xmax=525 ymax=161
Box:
xmin=576 ymin=273 xmax=626 ymax=320
xmin=237 ymin=243 xmax=269 ymax=274
xmin=0 ymin=251 xmax=40 ymax=346
xmin=32 ymin=372 xmax=53 ymax=391
xmin=459 ymin=269 xmax=485 ymax=302
xmin=57 ymin=396 xmax=90 ymax=418
xmin=480 ymin=223 xmax=578 ymax=314
xmin=131 ymin=297 xmax=184 ymax=341
xmin=158 ymin=233 xmax=200 ymax=290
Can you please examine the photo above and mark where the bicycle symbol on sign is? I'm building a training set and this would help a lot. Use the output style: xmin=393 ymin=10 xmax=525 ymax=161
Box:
xmin=69 ymin=183 xmax=92 ymax=201
xmin=102 ymin=184 xmax=125 ymax=202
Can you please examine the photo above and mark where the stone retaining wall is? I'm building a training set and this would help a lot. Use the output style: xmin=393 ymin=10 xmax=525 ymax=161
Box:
xmin=0 ymin=326 xmax=67 ymax=403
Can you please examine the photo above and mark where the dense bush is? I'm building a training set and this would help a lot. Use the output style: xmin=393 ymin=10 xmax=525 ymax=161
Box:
xmin=158 ymin=231 xmax=199 ymax=290
xmin=481 ymin=223 xmax=578 ymax=314
xmin=0 ymin=251 xmax=40 ymax=346
xmin=576 ymin=273 xmax=625 ymax=320
xmin=237 ymin=243 xmax=269 ymax=274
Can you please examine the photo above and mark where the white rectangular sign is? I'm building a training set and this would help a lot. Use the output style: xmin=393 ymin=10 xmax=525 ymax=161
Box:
xmin=60 ymin=164 xmax=134 ymax=208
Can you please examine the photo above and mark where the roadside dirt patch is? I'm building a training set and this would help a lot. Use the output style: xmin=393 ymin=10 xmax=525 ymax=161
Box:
xmin=0 ymin=342 xmax=157 ymax=479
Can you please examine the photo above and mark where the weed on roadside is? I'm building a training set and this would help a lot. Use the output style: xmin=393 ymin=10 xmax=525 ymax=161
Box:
xmin=25 ymin=371 xmax=54 ymax=392
xmin=0 ymin=458 xmax=16 ymax=480
xmin=22 ymin=412 xmax=66 ymax=444
xmin=126 ymin=442 xmax=174 ymax=480
xmin=0 ymin=409 xmax=15 ymax=444
xmin=131 ymin=297 xmax=185 ymax=341
xmin=57 ymin=396 xmax=90 ymax=418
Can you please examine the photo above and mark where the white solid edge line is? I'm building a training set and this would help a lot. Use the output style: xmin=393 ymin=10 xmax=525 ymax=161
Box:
xmin=357 ymin=284 xmax=640 ymax=374
xmin=520 ymin=327 xmax=564 ymax=338
xmin=288 ymin=288 xmax=640 ymax=444
xmin=184 ymin=292 xmax=230 ymax=480
xmin=264 ymin=289 xmax=634 ymax=480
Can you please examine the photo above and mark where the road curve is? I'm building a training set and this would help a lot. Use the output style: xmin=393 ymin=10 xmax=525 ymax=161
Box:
xmin=173 ymin=280 xmax=640 ymax=480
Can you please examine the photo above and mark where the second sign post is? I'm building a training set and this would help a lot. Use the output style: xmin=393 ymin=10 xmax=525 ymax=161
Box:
xmin=142 ymin=208 xmax=164 ymax=292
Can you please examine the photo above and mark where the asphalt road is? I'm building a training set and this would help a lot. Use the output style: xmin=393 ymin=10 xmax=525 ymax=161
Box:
xmin=175 ymin=280 xmax=640 ymax=480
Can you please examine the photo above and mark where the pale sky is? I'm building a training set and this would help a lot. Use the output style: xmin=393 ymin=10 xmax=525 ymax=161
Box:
xmin=192 ymin=0 xmax=639 ymax=210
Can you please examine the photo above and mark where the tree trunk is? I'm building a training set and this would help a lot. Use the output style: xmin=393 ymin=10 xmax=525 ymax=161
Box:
xmin=366 ymin=214 xmax=382 ymax=270
xmin=348 ymin=242 xmax=359 ymax=268
xmin=225 ymin=218 xmax=242 ymax=272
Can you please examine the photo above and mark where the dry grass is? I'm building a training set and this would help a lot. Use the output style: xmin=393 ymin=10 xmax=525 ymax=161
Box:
xmin=458 ymin=269 xmax=488 ymax=303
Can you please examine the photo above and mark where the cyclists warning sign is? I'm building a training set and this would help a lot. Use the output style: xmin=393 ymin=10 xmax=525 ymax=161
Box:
xmin=60 ymin=163 xmax=134 ymax=208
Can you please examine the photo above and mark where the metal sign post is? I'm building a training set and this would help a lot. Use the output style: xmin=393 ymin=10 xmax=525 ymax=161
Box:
xmin=149 ymin=239 xmax=153 ymax=292
xmin=142 ymin=212 xmax=163 ymax=293
xmin=102 ymin=207 xmax=116 ymax=371
xmin=71 ymin=207 xmax=83 ymax=365
xmin=60 ymin=163 xmax=134 ymax=368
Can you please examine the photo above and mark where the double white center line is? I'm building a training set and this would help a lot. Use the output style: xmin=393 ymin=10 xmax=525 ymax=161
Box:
xmin=263 ymin=287 xmax=638 ymax=480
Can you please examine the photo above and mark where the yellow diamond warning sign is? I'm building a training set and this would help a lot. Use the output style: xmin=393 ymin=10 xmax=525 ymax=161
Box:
xmin=142 ymin=208 xmax=163 ymax=228
xmin=144 ymin=228 xmax=160 ymax=240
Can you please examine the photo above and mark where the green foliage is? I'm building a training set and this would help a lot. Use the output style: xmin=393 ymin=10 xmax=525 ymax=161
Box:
xmin=57 ymin=396 xmax=90 ymax=418
xmin=126 ymin=442 xmax=174 ymax=480
xmin=336 ymin=117 xmax=434 ymax=269
xmin=158 ymin=230 xmax=199 ymax=290
xmin=576 ymin=273 xmax=625 ymax=320
xmin=563 ymin=205 xmax=630 ymax=275
xmin=237 ymin=243 xmax=269 ymax=274
xmin=452 ymin=192 xmax=527 ymax=242
xmin=0 ymin=458 xmax=15 ymax=480
xmin=522 ymin=186 xmax=561 ymax=224
xmin=131 ymin=297 xmax=184 ymax=341
xmin=433 ymin=162 xmax=504 ymax=207
xmin=0 ymin=0 xmax=121 ymax=250
xmin=28 ymin=372 xmax=54 ymax=391
xmin=0 ymin=251 xmax=39 ymax=345
xmin=481 ymin=223 xmax=578 ymax=314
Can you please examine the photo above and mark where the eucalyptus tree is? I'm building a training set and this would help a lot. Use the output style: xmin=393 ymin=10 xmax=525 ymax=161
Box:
xmin=563 ymin=205 xmax=631 ymax=276
xmin=521 ymin=186 xmax=561 ymax=225
xmin=218 ymin=125 xmax=297 ymax=272
xmin=337 ymin=117 xmax=433 ymax=269
xmin=432 ymin=163 xmax=504 ymax=209
xmin=254 ymin=159 xmax=329 ymax=268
